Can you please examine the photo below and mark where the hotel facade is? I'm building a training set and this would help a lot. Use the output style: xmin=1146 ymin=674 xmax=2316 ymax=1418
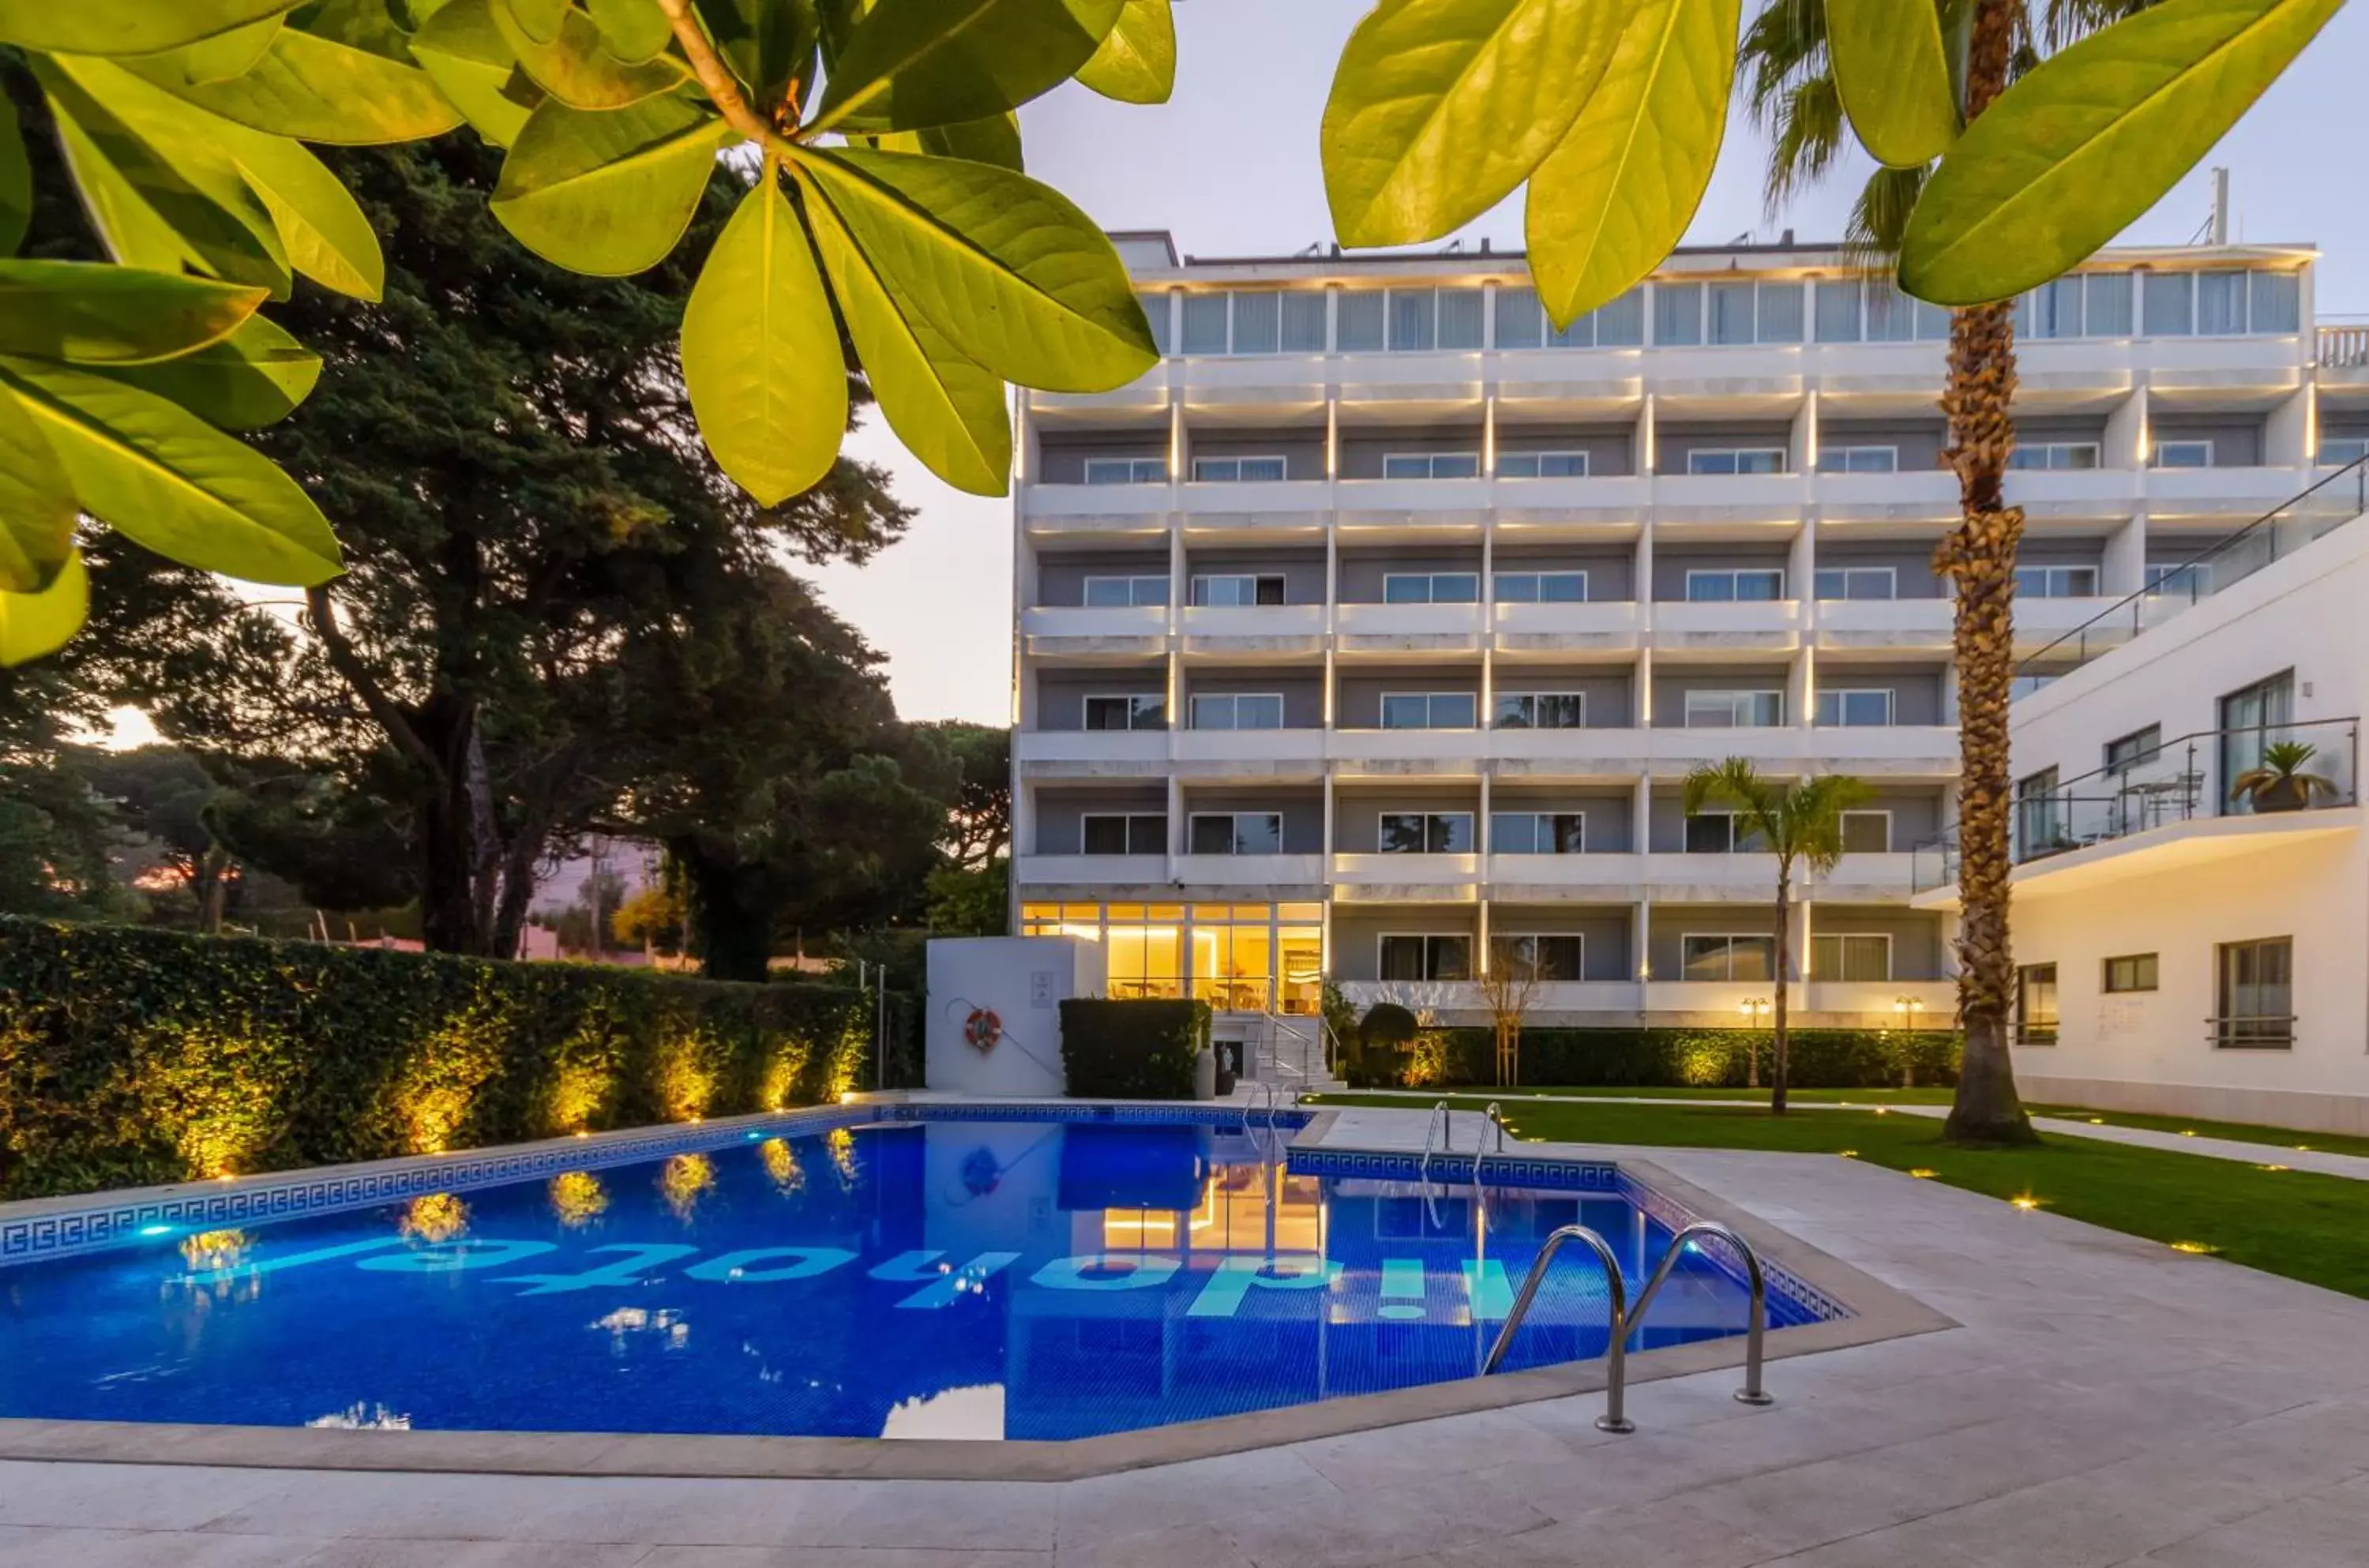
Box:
xmin=1005 ymin=231 xmax=2366 ymax=1055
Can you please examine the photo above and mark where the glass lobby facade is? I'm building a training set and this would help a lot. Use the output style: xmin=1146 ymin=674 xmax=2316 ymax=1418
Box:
xmin=1019 ymin=902 xmax=1325 ymax=1014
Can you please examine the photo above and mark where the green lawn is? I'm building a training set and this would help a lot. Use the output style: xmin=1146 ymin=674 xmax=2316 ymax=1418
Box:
xmin=1351 ymin=1084 xmax=1961 ymax=1106
xmin=2027 ymin=1105 xmax=2369 ymax=1160
xmin=1301 ymin=1093 xmax=2369 ymax=1300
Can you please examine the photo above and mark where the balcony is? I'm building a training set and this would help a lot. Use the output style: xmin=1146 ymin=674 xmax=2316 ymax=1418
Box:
xmin=1489 ymin=472 xmax=1650 ymax=526
xmin=1335 ymin=600 xmax=1485 ymax=655
xmin=1646 ymin=471 xmax=1807 ymax=524
xmin=1650 ymin=598 xmax=1803 ymax=652
xmin=1809 ymin=467 xmax=1957 ymax=525
xmin=1019 ymin=480 xmax=1172 ymax=531
xmin=1490 ymin=347 xmax=1644 ymax=411
xmin=1492 ymin=598 xmax=1642 ymax=656
xmin=2142 ymin=463 xmax=2317 ymax=521
xmin=1646 ymin=725 xmax=1959 ymax=775
xmin=1176 ymin=353 xmax=1327 ymax=411
xmin=1176 ymin=478 xmax=1328 ymax=533
xmin=1808 ymin=852 xmax=1922 ymax=902
xmin=1639 ymin=980 xmax=1956 ymax=1022
xmin=1485 ymin=851 xmax=1645 ymax=898
xmin=1330 ymin=727 xmax=1493 ymax=772
xmin=2003 ymin=466 xmax=2141 ymax=520
xmin=1331 ymin=350 xmax=1486 ymax=407
xmin=1643 ymin=851 xmax=1783 ymax=900
xmin=1013 ymin=730 xmax=1169 ymax=773
xmin=1171 ymin=726 xmax=1325 ymax=776
xmin=1170 ymin=853 xmax=1326 ymax=890
xmin=1012 ymin=853 xmax=1164 ymax=888
xmin=1812 ymin=598 xmax=1952 ymax=651
xmin=1022 ymin=604 xmax=1169 ymax=661
xmin=1339 ymin=978 xmax=1645 ymax=1020
xmin=1332 ymin=475 xmax=1490 ymax=524
xmin=1331 ymin=851 xmax=1481 ymax=898
xmin=1488 ymin=726 xmax=1653 ymax=776
xmin=1179 ymin=603 xmax=1326 ymax=658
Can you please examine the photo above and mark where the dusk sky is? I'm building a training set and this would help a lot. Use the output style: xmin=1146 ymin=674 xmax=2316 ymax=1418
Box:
xmin=803 ymin=0 xmax=2368 ymax=727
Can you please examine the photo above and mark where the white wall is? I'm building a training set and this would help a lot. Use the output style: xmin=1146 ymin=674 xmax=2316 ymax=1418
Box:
xmin=925 ymin=937 xmax=1106 ymax=1096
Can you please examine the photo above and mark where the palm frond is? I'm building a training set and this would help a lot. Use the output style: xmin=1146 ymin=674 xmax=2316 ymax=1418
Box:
xmin=1843 ymin=163 xmax=1928 ymax=268
xmin=1764 ymin=76 xmax=1848 ymax=216
xmin=1791 ymin=774 xmax=1878 ymax=875
xmin=1740 ymin=0 xmax=1828 ymax=122
xmin=2040 ymin=0 xmax=2160 ymax=52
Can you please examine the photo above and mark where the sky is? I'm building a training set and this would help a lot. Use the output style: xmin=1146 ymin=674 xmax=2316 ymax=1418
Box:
xmin=800 ymin=0 xmax=2369 ymax=728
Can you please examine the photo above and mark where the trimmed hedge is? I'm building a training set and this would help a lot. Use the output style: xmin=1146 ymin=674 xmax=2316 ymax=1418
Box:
xmin=1059 ymin=998 xmax=1211 ymax=1099
xmin=1404 ymin=1026 xmax=1961 ymax=1091
xmin=0 ymin=917 xmax=879 ymax=1200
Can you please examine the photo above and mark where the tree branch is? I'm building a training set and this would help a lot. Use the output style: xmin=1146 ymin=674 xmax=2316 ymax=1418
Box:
xmin=655 ymin=0 xmax=802 ymax=158
xmin=306 ymin=587 xmax=441 ymax=778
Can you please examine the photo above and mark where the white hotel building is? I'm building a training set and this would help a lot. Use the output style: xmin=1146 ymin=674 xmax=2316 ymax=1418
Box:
xmin=1006 ymin=231 xmax=2367 ymax=1062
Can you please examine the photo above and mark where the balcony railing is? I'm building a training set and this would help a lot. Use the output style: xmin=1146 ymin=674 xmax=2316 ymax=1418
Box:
xmin=2318 ymin=319 xmax=2369 ymax=369
xmin=1912 ymin=716 xmax=2360 ymax=892
xmin=2017 ymin=456 xmax=2367 ymax=682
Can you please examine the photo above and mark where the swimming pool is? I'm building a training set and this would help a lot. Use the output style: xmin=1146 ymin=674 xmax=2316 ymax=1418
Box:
xmin=0 ymin=1109 xmax=1836 ymax=1442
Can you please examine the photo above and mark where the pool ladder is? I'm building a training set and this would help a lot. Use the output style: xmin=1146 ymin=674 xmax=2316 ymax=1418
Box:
xmin=1479 ymin=1219 xmax=1776 ymax=1435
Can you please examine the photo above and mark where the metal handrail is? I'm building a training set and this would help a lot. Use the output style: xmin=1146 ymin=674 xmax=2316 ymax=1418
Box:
xmin=1481 ymin=1220 xmax=1774 ymax=1434
xmin=1418 ymin=1099 xmax=1452 ymax=1228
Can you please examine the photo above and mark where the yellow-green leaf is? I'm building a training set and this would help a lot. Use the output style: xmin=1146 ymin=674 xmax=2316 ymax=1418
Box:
xmin=122 ymin=24 xmax=465 ymax=144
xmin=680 ymin=174 xmax=847 ymax=505
xmin=0 ymin=389 xmax=75 ymax=594
xmin=175 ymin=14 xmax=286 ymax=83
xmin=694 ymin=0 xmax=817 ymax=108
xmin=1076 ymin=0 xmax=1173 ymax=104
xmin=1320 ymin=0 xmax=1626 ymax=249
xmin=814 ymin=0 xmax=1124 ymax=133
xmin=0 ymin=98 xmax=28 ymax=257
xmin=493 ymin=96 xmax=735 ymax=275
xmin=1902 ymin=0 xmax=2343 ymax=304
xmin=414 ymin=0 xmax=541 ymax=148
xmin=873 ymin=112 xmax=1023 ymax=171
xmin=235 ymin=139 xmax=385 ymax=301
xmin=1525 ymin=0 xmax=1739 ymax=325
xmin=0 ymin=0 xmax=296 ymax=55
xmin=587 ymin=0 xmax=676 ymax=61
xmin=805 ymin=179 xmax=1008 ymax=495
xmin=493 ymin=0 xmax=691 ymax=108
xmin=801 ymin=147 xmax=1154 ymax=393
xmin=0 ymin=356 xmax=340 ymax=585
xmin=88 ymin=314 xmax=321 ymax=430
xmin=1826 ymin=0 xmax=1959 ymax=169
xmin=0 ymin=261 xmax=266 ymax=365
xmin=0 ymin=548 xmax=88 ymax=667
xmin=501 ymin=0 xmax=572 ymax=43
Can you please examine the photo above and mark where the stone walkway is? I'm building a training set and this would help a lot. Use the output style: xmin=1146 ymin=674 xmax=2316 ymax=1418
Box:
xmin=5 ymin=1112 xmax=2367 ymax=1566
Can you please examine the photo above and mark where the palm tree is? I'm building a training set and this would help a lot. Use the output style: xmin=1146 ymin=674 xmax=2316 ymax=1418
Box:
xmin=1681 ymin=760 xmax=1872 ymax=1115
xmin=1737 ymin=0 xmax=2150 ymax=1144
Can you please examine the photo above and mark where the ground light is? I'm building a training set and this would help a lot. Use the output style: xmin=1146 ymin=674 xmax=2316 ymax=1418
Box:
xmin=2258 ymin=1164 xmax=2291 ymax=1172
xmin=2169 ymin=1240 xmax=2220 ymax=1255
xmin=1908 ymin=1168 xmax=1937 ymax=1179
xmin=2010 ymin=1195 xmax=2046 ymax=1211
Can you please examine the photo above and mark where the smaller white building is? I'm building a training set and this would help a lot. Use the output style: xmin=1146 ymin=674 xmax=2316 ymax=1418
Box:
xmin=1918 ymin=473 xmax=2369 ymax=1134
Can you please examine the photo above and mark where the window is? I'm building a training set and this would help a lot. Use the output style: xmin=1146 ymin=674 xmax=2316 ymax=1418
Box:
xmin=1684 ymin=812 xmax=1758 ymax=853
xmin=1491 ymin=812 xmax=1586 ymax=853
xmin=1654 ymin=281 xmax=1702 ymax=345
xmin=1336 ymin=291 xmax=1385 ymax=351
xmin=2021 ymin=277 xmax=2084 ymax=339
xmin=2016 ymin=767 xmax=2063 ymax=855
xmin=1839 ymin=810 xmax=1891 ymax=853
xmin=1865 ymin=279 xmax=1917 ymax=341
xmin=2250 ymin=270 xmax=2300 ymax=333
xmin=1081 ymin=814 xmax=1163 ymax=855
xmin=1756 ymin=281 xmax=1804 ymax=343
xmin=2145 ymin=563 xmax=2211 ymax=600
xmin=1492 ymin=284 xmax=1643 ymax=347
xmin=1082 ymin=574 xmax=1168 ymax=607
xmin=1281 ymin=292 xmax=1328 ymax=352
xmin=1815 ymin=279 xmax=1864 ymax=343
xmin=1684 ymin=568 xmax=1785 ymax=602
xmin=2194 ymin=271 xmax=2247 ymax=336
xmin=2219 ymin=670 xmax=2296 ymax=817
xmin=1811 ymin=933 xmax=1891 ymax=982
xmin=1495 ymin=570 xmax=1586 ymax=602
xmin=1188 ymin=692 xmax=1283 ymax=730
xmin=1191 ymin=573 xmax=1286 ymax=607
xmin=1816 ymin=688 xmax=1895 ymax=727
xmin=1188 ymin=812 xmax=1282 ymax=856
xmin=1191 ymin=455 xmax=1287 ymax=482
xmin=1684 ymin=689 xmax=1784 ymax=728
xmin=1378 ymin=812 xmax=1474 ymax=853
xmin=1139 ymin=292 xmax=1170 ymax=354
xmin=1492 ymin=933 xmax=1585 ymax=981
xmin=2016 ymin=962 xmax=2059 ymax=1045
xmin=2008 ymin=442 xmax=2102 ymax=471
xmin=2215 ymin=938 xmax=2293 ymax=1047
xmin=2015 ymin=565 xmax=2100 ymax=598
xmin=1436 ymin=289 xmax=1485 ymax=349
xmin=2104 ymin=726 xmax=2162 ymax=775
xmin=1495 ymin=450 xmax=1590 ymax=478
xmin=1372 ymin=287 xmax=1483 ymax=351
xmin=1083 ymin=694 xmax=1165 ymax=731
xmin=1380 ymin=692 xmax=1478 ymax=730
xmin=2085 ymin=272 xmax=2134 ymax=336
xmin=1379 ymin=934 xmax=1470 ymax=982
xmin=1817 ymin=445 xmax=1899 ymax=474
xmin=2320 ymin=437 xmax=2369 ymax=466
xmin=1180 ymin=293 xmax=1229 ymax=354
xmin=2152 ymin=440 xmax=2214 ymax=469
xmin=1685 ymin=448 xmax=1785 ymax=475
xmin=1707 ymin=282 xmax=1755 ymax=344
xmin=1382 ymin=452 xmax=1482 ymax=479
xmin=1388 ymin=287 xmax=1435 ymax=351
xmin=1083 ymin=456 xmax=1166 ymax=484
xmin=1230 ymin=290 xmax=1280 ymax=354
xmin=1494 ymin=692 xmax=1586 ymax=730
xmin=1382 ymin=572 xmax=1480 ymax=604
xmin=1814 ymin=566 xmax=1898 ymax=601
xmin=2104 ymin=953 xmax=2159 ymax=993
xmin=1682 ymin=935 xmax=1776 ymax=981
xmin=2142 ymin=271 xmax=2194 ymax=336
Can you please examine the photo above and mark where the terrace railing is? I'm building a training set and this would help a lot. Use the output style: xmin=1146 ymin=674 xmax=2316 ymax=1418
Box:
xmin=2319 ymin=318 xmax=2369 ymax=369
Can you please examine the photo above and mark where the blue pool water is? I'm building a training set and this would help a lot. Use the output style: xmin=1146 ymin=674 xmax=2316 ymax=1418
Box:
xmin=0 ymin=1113 xmax=1826 ymax=1441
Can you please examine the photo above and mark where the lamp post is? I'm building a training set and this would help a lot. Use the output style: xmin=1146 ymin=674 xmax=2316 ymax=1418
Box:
xmin=1894 ymin=996 xmax=1928 ymax=1087
xmin=1738 ymin=996 xmax=1770 ymax=1089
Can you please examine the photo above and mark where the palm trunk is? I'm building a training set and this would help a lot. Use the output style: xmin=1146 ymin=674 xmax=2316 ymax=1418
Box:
xmin=1938 ymin=0 xmax=2040 ymax=1146
xmin=1771 ymin=865 xmax=1790 ymax=1116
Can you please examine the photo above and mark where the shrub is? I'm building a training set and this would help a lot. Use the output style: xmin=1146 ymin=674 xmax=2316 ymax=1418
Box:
xmin=0 ymin=917 xmax=887 ymax=1200
xmin=1059 ymin=998 xmax=1211 ymax=1099
xmin=1398 ymin=1026 xmax=1961 ymax=1091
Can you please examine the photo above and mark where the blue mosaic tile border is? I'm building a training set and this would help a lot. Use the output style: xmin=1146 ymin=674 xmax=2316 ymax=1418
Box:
xmin=1286 ymin=1146 xmax=1622 ymax=1192
xmin=0 ymin=1104 xmax=865 ymax=1269
xmin=881 ymin=1101 xmax=1316 ymax=1131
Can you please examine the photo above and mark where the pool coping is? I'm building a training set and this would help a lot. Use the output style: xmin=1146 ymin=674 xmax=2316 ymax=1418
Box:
xmin=0 ymin=1100 xmax=1957 ymax=1482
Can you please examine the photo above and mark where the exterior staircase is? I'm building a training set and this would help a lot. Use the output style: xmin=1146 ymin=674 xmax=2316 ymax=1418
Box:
xmin=1245 ymin=1012 xmax=1345 ymax=1093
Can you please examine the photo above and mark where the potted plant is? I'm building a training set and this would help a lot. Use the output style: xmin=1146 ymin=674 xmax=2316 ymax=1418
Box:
xmin=2229 ymin=741 xmax=2341 ymax=814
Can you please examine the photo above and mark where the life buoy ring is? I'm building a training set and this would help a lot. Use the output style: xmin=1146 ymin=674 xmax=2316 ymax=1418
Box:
xmin=963 ymin=1007 xmax=1002 ymax=1054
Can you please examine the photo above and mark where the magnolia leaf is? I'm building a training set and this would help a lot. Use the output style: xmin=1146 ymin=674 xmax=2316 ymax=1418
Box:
xmin=814 ymin=0 xmax=1124 ymax=133
xmin=874 ymin=112 xmax=1023 ymax=170
xmin=1525 ymin=0 xmax=1739 ymax=325
xmin=88 ymin=314 xmax=321 ymax=430
xmin=1076 ymin=0 xmax=1173 ymax=104
xmin=494 ymin=0 xmax=691 ymax=108
xmin=1826 ymin=0 xmax=1959 ymax=169
xmin=1321 ymin=0 xmax=1625 ymax=249
xmin=694 ymin=0 xmax=819 ymax=108
xmin=0 ymin=548 xmax=88 ymax=667
xmin=681 ymin=174 xmax=847 ymax=505
xmin=298 ymin=0 xmax=425 ymax=58
xmin=0 ymin=389 xmax=75 ymax=594
xmin=0 ymin=100 xmax=28 ymax=257
xmin=0 ymin=261 xmax=266 ymax=365
xmin=175 ymin=13 xmax=287 ymax=82
xmin=414 ymin=0 xmax=541 ymax=147
xmin=0 ymin=0 xmax=297 ymax=55
xmin=235 ymin=140 xmax=387 ymax=301
xmin=493 ymin=95 xmax=736 ymax=275
xmin=0 ymin=356 xmax=340 ymax=585
xmin=122 ymin=24 xmax=465 ymax=144
xmin=1903 ymin=0 xmax=2344 ymax=303
xmin=587 ymin=0 xmax=676 ymax=60
xmin=801 ymin=146 xmax=1154 ymax=392
xmin=501 ymin=0 xmax=572 ymax=43
xmin=807 ymin=185 xmax=1009 ymax=495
